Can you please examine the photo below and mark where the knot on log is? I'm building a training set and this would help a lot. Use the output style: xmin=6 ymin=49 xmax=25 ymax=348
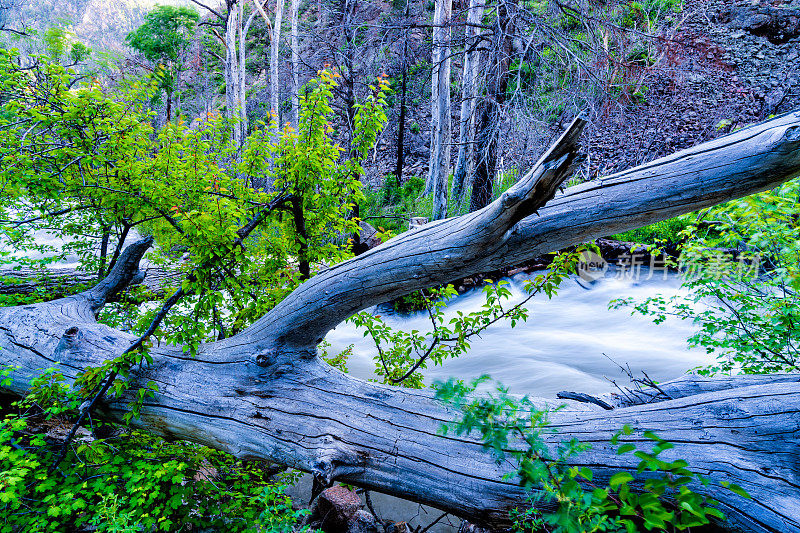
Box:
xmin=53 ymin=326 xmax=83 ymax=359
xmin=311 ymin=436 xmax=367 ymax=485
xmin=785 ymin=125 xmax=800 ymax=143
xmin=255 ymin=350 xmax=277 ymax=367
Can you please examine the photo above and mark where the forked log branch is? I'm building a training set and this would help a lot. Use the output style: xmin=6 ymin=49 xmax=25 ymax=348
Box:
xmin=2 ymin=113 xmax=800 ymax=532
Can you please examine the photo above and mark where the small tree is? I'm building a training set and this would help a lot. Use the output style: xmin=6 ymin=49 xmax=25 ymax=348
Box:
xmin=125 ymin=5 xmax=199 ymax=122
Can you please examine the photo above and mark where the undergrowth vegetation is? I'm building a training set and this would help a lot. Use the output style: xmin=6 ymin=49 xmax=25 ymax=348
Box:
xmin=0 ymin=368 xmax=311 ymax=532
xmin=436 ymin=376 xmax=746 ymax=533
xmin=613 ymin=178 xmax=800 ymax=375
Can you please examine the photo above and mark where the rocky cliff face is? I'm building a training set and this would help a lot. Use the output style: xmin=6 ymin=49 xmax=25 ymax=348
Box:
xmin=364 ymin=0 xmax=800 ymax=188
xmin=582 ymin=0 xmax=800 ymax=180
xmin=2 ymin=0 xmax=191 ymax=53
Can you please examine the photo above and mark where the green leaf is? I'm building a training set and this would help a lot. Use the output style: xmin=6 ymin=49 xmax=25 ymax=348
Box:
xmin=720 ymin=481 xmax=751 ymax=499
xmin=609 ymin=471 xmax=634 ymax=489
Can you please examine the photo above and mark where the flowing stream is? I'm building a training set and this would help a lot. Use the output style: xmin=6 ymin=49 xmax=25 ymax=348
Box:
xmin=324 ymin=266 xmax=711 ymax=397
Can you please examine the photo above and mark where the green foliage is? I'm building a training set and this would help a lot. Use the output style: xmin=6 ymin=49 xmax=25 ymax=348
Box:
xmin=126 ymin=6 xmax=199 ymax=64
xmin=254 ymin=481 xmax=316 ymax=532
xmin=0 ymin=368 xmax=314 ymax=532
xmin=436 ymin=378 xmax=738 ymax=532
xmin=361 ymin=175 xmax=424 ymax=234
xmin=125 ymin=5 xmax=198 ymax=116
xmin=318 ymin=340 xmax=352 ymax=373
xmin=125 ymin=6 xmax=198 ymax=91
xmin=0 ymin=52 xmax=387 ymax=348
xmin=616 ymin=0 xmax=683 ymax=31
xmin=612 ymin=179 xmax=800 ymax=375
xmin=611 ymin=215 xmax=693 ymax=245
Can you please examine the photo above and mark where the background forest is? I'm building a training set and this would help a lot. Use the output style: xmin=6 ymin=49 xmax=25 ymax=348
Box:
xmin=0 ymin=0 xmax=798 ymax=531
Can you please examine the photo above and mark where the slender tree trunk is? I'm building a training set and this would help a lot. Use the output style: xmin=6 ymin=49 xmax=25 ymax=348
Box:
xmin=394 ymin=0 xmax=411 ymax=185
xmin=341 ymin=0 xmax=357 ymax=149
xmin=424 ymin=1 xmax=440 ymax=197
xmin=289 ymin=196 xmax=311 ymax=280
xmin=239 ymin=4 xmax=266 ymax=142
xmin=470 ymin=0 xmax=512 ymax=212
xmin=290 ymin=0 xmax=300 ymax=127
xmin=98 ymin=225 xmax=111 ymax=280
xmin=470 ymin=100 xmax=495 ymax=211
xmin=395 ymin=65 xmax=407 ymax=185
xmin=165 ymin=89 xmax=173 ymax=124
xmin=225 ymin=2 xmax=242 ymax=146
xmin=452 ymin=0 xmax=486 ymax=204
xmin=429 ymin=0 xmax=452 ymax=219
xmin=238 ymin=6 xmax=249 ymax=138
xmin=270 ymin=0 xmax=285 ymax=134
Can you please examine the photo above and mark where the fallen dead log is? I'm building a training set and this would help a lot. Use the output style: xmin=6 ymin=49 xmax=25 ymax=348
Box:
xmin=2 ymin=112 xmax=800 ymax=531
xmin=0 ymin=265 xmax=182 ymax=299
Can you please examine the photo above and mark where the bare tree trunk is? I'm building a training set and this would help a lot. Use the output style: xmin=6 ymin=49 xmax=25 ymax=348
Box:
xmin=451 ymin=0 xmax=485 ymax=204
xmin=225 ymin=1 xmax=242 ymax=146
xmin=238 ymin=6 xmax=252 ymax=139
xmin=3 ymin=114 xmax=800 ymax=532
xmin=176 ymin=68 xmax=181 ymax=121
xmin=470 ymin=0 xmax=512 ymax=212
xmin=394 ymin=63 xmax=407 ymax=184
xmin=429 ymin=0 xmax=452 ymax=219
xmin=290 ymin=0 xmax=300 ymax=127
xmin=270 ymin=0 xmax=285 ymax=134
xmin=394 ymin=0 xmax=411 ymax=184
xmin=469 ymin=99 xmax=496 ymax=211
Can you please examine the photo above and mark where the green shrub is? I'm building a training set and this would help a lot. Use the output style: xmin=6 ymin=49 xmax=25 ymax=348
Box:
xmin=436 ymin=376 xmax=743 ymax=532
xmin=612 ymin=178 xmax=800 ymax=375
xmin=0 ymin=367 xmax=311 ymax=532
xmin=611 ymin=215 xmax=693 ymax=245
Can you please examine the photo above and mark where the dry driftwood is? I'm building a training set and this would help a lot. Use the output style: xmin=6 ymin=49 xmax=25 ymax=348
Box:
xmin=2 ymin=113 xmax=800 ymax=532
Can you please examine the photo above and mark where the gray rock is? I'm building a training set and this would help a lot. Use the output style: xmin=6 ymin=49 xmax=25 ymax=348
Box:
xmin=765 ymin=87 xmax=787 ymax=115
xmin=308 ymin=486 xmax=363 ymax=533
xmin=347 ymin=510 xmax=381 ymax=533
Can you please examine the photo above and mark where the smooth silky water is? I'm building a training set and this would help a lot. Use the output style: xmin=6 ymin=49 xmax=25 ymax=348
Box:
xmin=324 ymin=266 xmax=711 ymax=397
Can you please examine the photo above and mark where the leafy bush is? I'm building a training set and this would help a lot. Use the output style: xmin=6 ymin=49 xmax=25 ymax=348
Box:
xmin=0 ymin=367 xmax=311 ymax=532
xmin=612 ymin=178 xmax=800 ymax=375
xmin=436 ymin=377 xmax=743 ymax=533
